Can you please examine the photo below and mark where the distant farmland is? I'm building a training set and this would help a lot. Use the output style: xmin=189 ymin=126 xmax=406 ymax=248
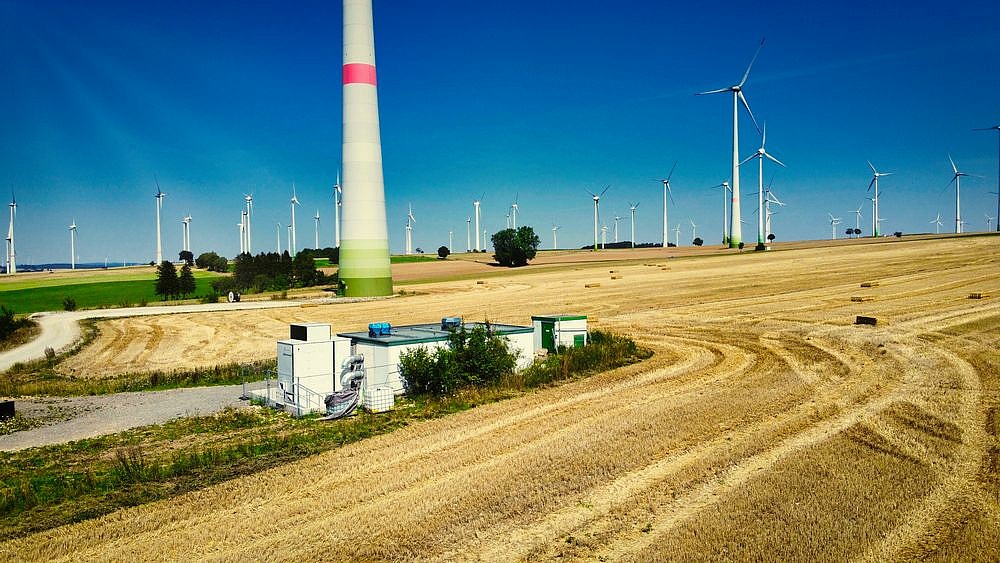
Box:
xmin=0 ymin=271 xmax=221 ymax=314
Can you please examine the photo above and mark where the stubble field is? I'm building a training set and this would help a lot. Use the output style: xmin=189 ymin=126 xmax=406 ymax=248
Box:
xmin=3 ymin=235 xmax=999 ymax=560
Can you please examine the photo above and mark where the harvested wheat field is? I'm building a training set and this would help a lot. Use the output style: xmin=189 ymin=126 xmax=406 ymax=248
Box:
xmin=5 ymin=235 xmax=1000 ymax=561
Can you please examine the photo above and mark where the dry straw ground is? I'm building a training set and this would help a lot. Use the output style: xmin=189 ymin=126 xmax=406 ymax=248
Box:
xmin=4 ymin=235 xmax=999 ymax=561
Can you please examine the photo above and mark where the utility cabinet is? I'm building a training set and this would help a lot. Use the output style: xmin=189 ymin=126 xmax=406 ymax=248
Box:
xmin=276 ymin=323 xmax=350 ymax=413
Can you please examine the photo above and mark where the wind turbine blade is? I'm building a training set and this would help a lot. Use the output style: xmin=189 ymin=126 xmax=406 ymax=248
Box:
xmin=867 ymin=177 xmax=876 ymax=192
xmin=599 ymin=185 xmax=610 ymax=197
xmin=763 ymin=151 xmax=786 ymax=167
xmin=867 ymin=161 xmax=877 ymax=174
xmin=948 ymin=154 xmax=958 ymax=175
xmin=585 ymin=189 xmax=597 ymax=197
xmin=737 ymin=38 xmax=765 ymax=88
xmin=738 ymin=153 xmax=757 ymax=167
xmin=972 ymin=125 xmax=1000 ymax=131
xmin=696 ymin=87 xmax=731 ymax=96
xmin=666 ymin=161 xmax=678 ymax=182
xmin=739 ymin=91 xmax=761 ymax=135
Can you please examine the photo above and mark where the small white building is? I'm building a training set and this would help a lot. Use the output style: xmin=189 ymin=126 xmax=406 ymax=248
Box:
xmin=531 ymin=314 xmax=588 ymax=353
xmin=337 ymin=321 xmax=535 ymax=396
xmin=276 ymin=323 xmax=351 ymax=413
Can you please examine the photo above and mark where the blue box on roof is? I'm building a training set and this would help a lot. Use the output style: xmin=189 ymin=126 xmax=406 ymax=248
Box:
xmin=368 ymin=322 xmax=391 ymax=337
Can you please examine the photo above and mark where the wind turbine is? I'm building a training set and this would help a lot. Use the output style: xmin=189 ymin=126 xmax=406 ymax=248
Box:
xmin=239 ymin=210 xmax=248 ymax=254
xmin=466 ymin=217 xmax=471 ymax=252
xmin=973 ymin=124 xmax=1000 ymax=231
xmin=287 ymin=224 xmax=293 ymax=256
xmin=689 ymin=219 xmax=698 ymax=242
xmin=867 ymin=161 xmax=892 ymax=237
xmin=613 ymin=214 xmax=622 ymax=244
xmin=448 ymin=229 xmax=453 ymax=250
xmin=182 ymin=214 xmax=192 ymax=253
xmin=154 ymin=177 xmax=165 ymax=264
xmin=764 ymin=185 xmax=785 ymax=243
xmin=289 ymin=184 xmax=300 ymax=257
xmin=586 ymin=186 xmax=610 ymax=251
xmin=674 ymin=223 xmax=681 ymax=247
xmin=657 ymin=162 xmax=677 ymax=247
xmin=709 ymin=182 xmax=731 ymax=245
xmin=68 ymin=220 xmax=78 ymax=270
xmin=243 ymin=193 xmax=253 ymax=253
xmin=851 ymin=206 xmax=863 ymax=237
xmin=405 ymin=203 xmax=416 ymax=255
xmin=628 ymin=202 xmax=639 ymax=248
xmin=6 ymin=191 xmax=16 ymax=274
xmin=276 ymin=223 xmax=282 ymax=254
xmin=333 ymin=170 xmax=342 ymax=247
xmin=828 ymin=213 xmax=843 ymax=240
xmin=945 ymin=155 xmax=971 ymax=234
xmin=552 ymin=224 xmax=560 ymax=249
xmin=987 ymin=214 xmax=995 ymax=232
xmin=600 ymin=224 xmax=608 ymax=249
xmin=739 ymin=122 xmax=786 ymax=250
xmin=697 ymin=38 xmax=765 ymax=249
xmin=930 ymin=213 xmax=943 ymax=234
xmin=473 ymin=195 xmax=483 ymax=251
xmin=510 ymin=193 xmax=519 ymax=229
xmin=314 ymin=209 xmax=321 ymax=250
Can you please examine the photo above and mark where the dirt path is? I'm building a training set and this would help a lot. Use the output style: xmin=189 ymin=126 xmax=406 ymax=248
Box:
xmin=0 ymin=385 xmax=247 ymax=452
xmin=2 ymin=235 xmax=999 ymax=560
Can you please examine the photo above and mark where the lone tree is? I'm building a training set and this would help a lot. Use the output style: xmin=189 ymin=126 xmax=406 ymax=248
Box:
xmin=179 ymin=250 xmax=194 ymax=265
xmin=492 ymin=226 xmax=540 ymax=267
xmin=437 ymin=245 xmax=450 ymax=259
xmin=178 ymin=263 xmax=196 ymax=297
xmin=155 ymin=260 xmax=179 ymax=300
xmin=692 ymin=237 xmax=704 ymax=247
xmin=767 ymin=233 xmax=776 ymax=242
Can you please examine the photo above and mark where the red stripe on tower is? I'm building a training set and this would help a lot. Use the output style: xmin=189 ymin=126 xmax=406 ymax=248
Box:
xmin=343 ymin=63 xmax=377 ymax=86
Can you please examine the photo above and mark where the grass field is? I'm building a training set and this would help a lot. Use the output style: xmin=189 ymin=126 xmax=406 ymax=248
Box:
xmin=0 ymin=270 xmax=221 ymax=315
xmin=390 ymin=255 xmax=438 ymax=263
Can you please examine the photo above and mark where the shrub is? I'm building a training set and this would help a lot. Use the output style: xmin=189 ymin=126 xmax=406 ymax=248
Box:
xmin=692 ymin=237 xmax=704 ymax=246
xmin=0 ymin=305 xmax=28 ymax=340
xmin=400 ymin=323 xmax=517 ymax=396
xmin=492 ymin=226 xmax=540 ymax=267
xmin=62 ymin=296 xmax=77 ymax=311
xmin=438 ymin=246 xmax=450 ymax=259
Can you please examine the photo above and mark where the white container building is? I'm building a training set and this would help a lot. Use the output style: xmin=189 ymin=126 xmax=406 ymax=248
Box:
xmin=337 ymin=321 xmax=535 ymax=396
xmin=531 ymin=314 xmax=588 ymax=353
xmin=276 ymin=323 xmax=351 ymax=414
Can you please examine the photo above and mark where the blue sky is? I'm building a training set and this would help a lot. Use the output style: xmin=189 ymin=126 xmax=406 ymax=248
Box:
xmin=1 ymin=0 xmax=998 ymax=263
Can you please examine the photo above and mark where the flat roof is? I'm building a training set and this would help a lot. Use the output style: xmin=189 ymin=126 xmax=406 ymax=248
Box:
xmin=338 ymin=322 xmax=533 ymax=347
xmin=531 ymin=314 xmax=588 ymax=322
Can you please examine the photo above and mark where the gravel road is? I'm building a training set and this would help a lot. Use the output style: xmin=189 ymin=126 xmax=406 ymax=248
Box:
xmin=0 ymin=384 xmax=248 ymax=452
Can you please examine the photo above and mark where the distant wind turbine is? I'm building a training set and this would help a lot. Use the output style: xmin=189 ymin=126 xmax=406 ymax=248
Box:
xmin=405 ymin=203 xmax=416 ymax=255
xmin=739 ymin=121 xmax=786 ymax=249
xmin=289 ymin=184 xmax=300 ymax=257
xmin=6 ymin=191 xmax=16 ymax=274
xmin=333 ymin=170 xmax=342 ymax=247
xmin=613 ymin=214 xmax=622 ymax=243
xmin=930 ymin=213 xmax=943 ymax=234
xmin=828 ymin=213 xmax=843 ymax=240
xmin=153 ymin=177 xmax=165 ymax=263
xmin=674 ymin=223 xmax=681 ymax=247
xmin=945 ymin=155 xmax=971 ymax=234
xmin=764 ymin=184 xmax=785 ymax=242
xmin=466 ymin=217 xmax=471 ymax=252
xmin=314 ymin=209 xmax=321 ymax=250
xmin=973 ymin=124 xmax=1000 ymax=231
xmin=987 ymin=214 xmax=995 ymax=232
xmin=276 ymin=223 xmax=282 ymax=254
xmin=600 ymin=224 xmax=608 ymax=249
xmin=709 ymin=181 xmax=731 ymax=245
xmin=182 ymin=214 xmax=192 ymax=253
xmin=552 ymin=224 xmax=560 ymax=249
xmin=657 ymin=162 xmax=677 ymax=248
xmin=473 ymin=195 xmax=483 ymax=251
xmin=628 ymin=202 xmax=639 ymax=248
xmin=243 ymin=193 xmax=253 ymax=253
xmin=697 ymin=38 xmax=765 ymax=249
xmin=689 ymin=219 xmax=698 ymax=242
xmin=851 ymin=206 xmax=862 ymax=237
xmin=510 ymin=193 xmax=519 ymax=229
xmin=867 ymin=161 xmax=892 ymax=237
xmin=586 ymin=186 xmax=610 ymax=251
xmin=68 ymin=220 xmax=78 ymax=270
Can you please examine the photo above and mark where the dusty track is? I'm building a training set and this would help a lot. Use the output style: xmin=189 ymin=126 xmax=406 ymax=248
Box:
xmin=3 ymin=235 xmax=999 ymax=560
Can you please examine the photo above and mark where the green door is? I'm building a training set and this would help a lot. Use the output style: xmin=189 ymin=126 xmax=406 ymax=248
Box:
xmin=541 ymin=322 xmax=555 ymax=352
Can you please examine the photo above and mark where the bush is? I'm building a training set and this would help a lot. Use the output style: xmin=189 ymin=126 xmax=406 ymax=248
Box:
xmin=692 ymin=237 xmax=704 ymax=246
xmin=400 ymin=323 xmax=517 ymax=396
xmin=518 ymin=330 xmax=652 ymax=388
xmin=62 ymin=296 xmax=77 ymax=311
xmin=0 ymin=305 xmax=29 ymax=341
xmin=438 ymin=246 xmax=450 ymax=259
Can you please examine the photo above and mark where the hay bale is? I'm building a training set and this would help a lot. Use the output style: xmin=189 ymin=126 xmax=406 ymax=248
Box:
xmin=851 ymin=296 xmax=875 ymax=302
xmin=299 ymin=303 xmax=318 ymax=308
xmin=860 ymin=281 xmax=880 ymax=288
xmin=968 ymin=292 xmax=987 ymax=299
xmin=610 ymin=275 xmax=622 ymax=280
xmin=585 ymin=283 xmax=601 ymax=288
xmin=476 ymin=280 xmax=486 ymax=285
xmin=855 ymin=316 xmax=877 ymax=326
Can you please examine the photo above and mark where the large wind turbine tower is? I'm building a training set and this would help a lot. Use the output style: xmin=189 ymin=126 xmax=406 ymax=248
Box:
xmin=339 ymin=0 xmax=392 ymax=296
xmin=698 ymin=39 xmax=764 ymax=248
